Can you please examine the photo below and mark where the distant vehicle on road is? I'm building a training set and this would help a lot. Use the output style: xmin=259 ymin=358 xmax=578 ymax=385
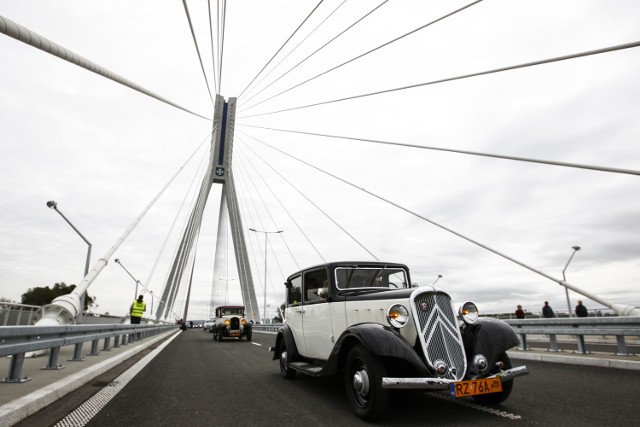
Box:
xmin=270 ymin=261 xmax=528 ymax=421
xmin=211 ymin=305 xmax=252 ymax=342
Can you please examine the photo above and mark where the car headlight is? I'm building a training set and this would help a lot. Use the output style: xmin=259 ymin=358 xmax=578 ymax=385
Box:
xmin=387 ymin=304 xmax=409 ymax=328
xmin=224 ymin=319 xmax=230 ymax=325
xmin=241 ymin=319 xmax=247 ymax=325
xmin=458 ymin=301 xmax=478 ymax=324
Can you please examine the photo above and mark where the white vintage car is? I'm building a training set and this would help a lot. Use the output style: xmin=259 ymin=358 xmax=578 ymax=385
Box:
xmin=211 ymin=305 xmax=252 ymax=342
xmin=270 ymin=261 xmax=528 ymax=421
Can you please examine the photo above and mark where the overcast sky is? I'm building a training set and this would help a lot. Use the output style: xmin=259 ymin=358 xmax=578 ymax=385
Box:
xmin=1 ymin=0 xmax=639 ymax=320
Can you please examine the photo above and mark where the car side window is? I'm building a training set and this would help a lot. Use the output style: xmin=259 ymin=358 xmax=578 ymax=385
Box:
xmin=288 ymin=275 xmax=302 ymax=306
xmin=304 ymin=269 xmax=329 ymax=304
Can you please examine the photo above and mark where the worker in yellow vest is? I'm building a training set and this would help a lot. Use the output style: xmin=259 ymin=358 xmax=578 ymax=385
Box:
xmin=130 ymin=295 xmax=146 ymax=324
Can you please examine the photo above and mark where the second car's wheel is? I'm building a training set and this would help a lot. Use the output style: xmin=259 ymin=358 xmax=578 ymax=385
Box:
xmin=472 ymin=352 xmax=514 ymax=405
xmin=344 ymin=344 xmax=389 ymax=422
xmin=279 ymin=341 xmax=297 ymax=379
xmin=216 ymin=329 xmax=223 ymax=342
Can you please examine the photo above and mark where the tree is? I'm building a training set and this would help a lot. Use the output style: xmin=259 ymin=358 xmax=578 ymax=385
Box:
xmin=21 ymin=282 xmax=95 ymax=311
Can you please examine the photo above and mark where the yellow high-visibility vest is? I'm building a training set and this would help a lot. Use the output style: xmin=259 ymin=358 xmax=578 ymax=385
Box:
xmin=131 ymin=300 xmax=146 ymax=317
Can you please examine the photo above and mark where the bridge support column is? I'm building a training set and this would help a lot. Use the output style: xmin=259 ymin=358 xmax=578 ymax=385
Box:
xmin=575 ymin=335 xmax=588 ymax=354
xmin=548 ymin=334 xmax=560 ymax=352
xmin=615 ymin=335 xmax=629 ymax=356
xmin=1 ymin=352 xmax=32 ymax=383
xmin=41 ymin=346 xmax=64 ymax=370
xmin=68 ymin=342 xmax=85 ymax=361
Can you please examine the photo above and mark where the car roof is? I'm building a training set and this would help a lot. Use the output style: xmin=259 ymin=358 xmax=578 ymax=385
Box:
xmin=286 ymin=261 xmax=410 ymax=281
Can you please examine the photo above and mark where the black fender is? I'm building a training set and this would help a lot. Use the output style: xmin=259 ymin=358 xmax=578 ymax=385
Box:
xmin=323 ymin=323 xmax=429 ymax=377
xmin=461 ymin=317 xmax=520 ymax=369
xmin=272 ymin=324 xmax=299 ymax=362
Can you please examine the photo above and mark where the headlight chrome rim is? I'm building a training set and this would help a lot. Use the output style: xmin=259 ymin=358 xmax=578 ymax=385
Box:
xmin=459 ymin=301 xmax=479 ymax=324
xmin=387 ymin=304 xmax=409 ymax=328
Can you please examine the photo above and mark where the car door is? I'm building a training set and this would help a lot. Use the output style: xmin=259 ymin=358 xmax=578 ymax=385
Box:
xmin=285 ymin=274 xmax=306 ymax=355
xmin=301 ymin=268 xmax=333 ymax=360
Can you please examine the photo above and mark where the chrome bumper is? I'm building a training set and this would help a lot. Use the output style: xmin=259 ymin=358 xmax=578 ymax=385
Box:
xmin=382 ymin=365 xmax=529 ymax=390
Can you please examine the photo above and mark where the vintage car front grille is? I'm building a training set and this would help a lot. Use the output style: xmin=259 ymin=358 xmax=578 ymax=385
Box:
xmin=230 ymin=317 xmax=240 ymax=329
xmin=411 ymin=290 xmax=467 ymax=380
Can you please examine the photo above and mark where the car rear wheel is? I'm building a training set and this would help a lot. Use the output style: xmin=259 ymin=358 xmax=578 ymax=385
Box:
xmin=344 ymin=344 xmax=388 ymax=422
xmin=472 ymin=352 xmax=513 ymax=405
xmin=246 ymin=329 xmax=252 ymax=342
xmin=279 ymin=341 xmax=296 ymax=379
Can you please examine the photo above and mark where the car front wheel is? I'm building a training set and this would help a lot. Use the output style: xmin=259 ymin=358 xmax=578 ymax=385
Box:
xmin=472 ymin=352 xmax=514 ymax=405
xmin=216 ymin=329 xmax=223 ymax=342
xmin=344 ymin=344 xmax=388 ymax=422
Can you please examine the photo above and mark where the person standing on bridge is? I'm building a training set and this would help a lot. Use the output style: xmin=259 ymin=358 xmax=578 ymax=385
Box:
xmin=575 ymin=300 xmax=588 ymax=317
xmin=515 ymin=305 xmax=525 ymax=319
xmin=130 ymin=295 xmax=146 ymax=324
xmin=542 ymin=301 xmax=555 ymax=318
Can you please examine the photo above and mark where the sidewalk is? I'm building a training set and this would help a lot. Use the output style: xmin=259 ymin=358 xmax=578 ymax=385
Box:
xmin=0 ymin=329 xmax=179 ymax=426
xmin=508 ymin=345 xmax=640 ymax=371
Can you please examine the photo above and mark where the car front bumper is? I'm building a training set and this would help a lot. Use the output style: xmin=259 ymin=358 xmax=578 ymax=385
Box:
xmin=381 ymin=365 xmax=528 ymax=389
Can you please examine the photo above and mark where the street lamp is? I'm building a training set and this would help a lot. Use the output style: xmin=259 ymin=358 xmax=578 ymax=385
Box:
xmin=249 ymin=227 xmax=283 ymax=323
xmin=562 ymin=246 xmax=581 ymax=317
xmin=114 ymin=258 xmax=141 ymax=299
xmin=432 ymin=274 xmax=443 ymax=286
xmin=47 ymin=200 xmax=92 ymax=320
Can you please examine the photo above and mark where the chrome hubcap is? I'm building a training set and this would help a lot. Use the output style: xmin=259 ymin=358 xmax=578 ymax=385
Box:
xmin=352 ymin=369 xmax=370 ymax=396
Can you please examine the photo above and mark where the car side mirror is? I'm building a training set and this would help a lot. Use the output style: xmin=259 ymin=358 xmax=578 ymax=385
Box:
xmin=284 ymin=281 xmax=292 ymax=289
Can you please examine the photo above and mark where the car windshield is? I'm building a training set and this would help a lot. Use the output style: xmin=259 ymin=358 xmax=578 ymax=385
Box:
xmin=335 ymin=267 xmax=408 ymax=289
xmin=220 ymin=307 xmax=244 ymax=316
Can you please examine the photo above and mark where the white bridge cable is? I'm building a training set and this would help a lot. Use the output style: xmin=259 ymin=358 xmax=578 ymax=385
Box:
xmin=233 ymin=150 xmax=298 ymax=281
xmin=238 ymin=0 xmax=389 ymax=112
xmin=60 ymin=127 xmax=214 ymax=308
xmin=238 ymin=0 xmax=482 ymax=114
xmin=207 ymin=0 xmax=219 ymax=95
xmin=157 ymin=151 xmax=211 ymax=320
xmin=182 ymin=0 xmax=215 ymax=105
xmin=240 ymin=39 xmax=640 ymax=119
xmin=239 ymin=0 xmax=348 ymax=107
xmin=240 ymin=125 xmax=640 ymax=177
xmin=230 ymin=171 xmax=276 ymax=308
xmin=233 ymin=148 xmax=304 ymax=270
xmin=237 ymin=130 xmax=378 ymax=261
xmin=216 ymin=0 xmax=228 ymax=94
xmin=239 ymin=128 xmax=612 ymax=293
xmin=0 ymin=14 xmax=211 ymax=121
xmin=232 ymin=158 xmax=287 ymax=296
xmin=237 ymin=0 xmax=325 ymax=99
xmin=150 ymin=139 xmax=212 ymax=321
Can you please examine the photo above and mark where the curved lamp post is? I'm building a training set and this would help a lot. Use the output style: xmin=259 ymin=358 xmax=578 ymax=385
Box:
xmin=562 ymin=246 xmax=581 ymax=317
xmin=47 ymin=200 xmax=91 ymax=321
xmin=249 ymin=228 xmax=283 ymax=323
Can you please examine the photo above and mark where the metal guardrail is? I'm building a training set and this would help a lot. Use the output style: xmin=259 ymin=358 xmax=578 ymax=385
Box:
xmin=505 ymin=317 xmax=640 ymax=355
xmin=0 ymin=303 xmax=40 ymax=326
xmin=0 ymin=323 xmax=176 ymax=383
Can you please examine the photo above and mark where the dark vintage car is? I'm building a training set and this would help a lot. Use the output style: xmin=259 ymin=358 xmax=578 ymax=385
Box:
xmin=211 ymin=305 xmax=252 ymax=342
xmin=270 ymin=261 xmax=528 ymax=421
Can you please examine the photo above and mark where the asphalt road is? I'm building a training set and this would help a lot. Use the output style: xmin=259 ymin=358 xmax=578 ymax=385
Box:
xmin=17 ymin=329 xmax=640 ymax=426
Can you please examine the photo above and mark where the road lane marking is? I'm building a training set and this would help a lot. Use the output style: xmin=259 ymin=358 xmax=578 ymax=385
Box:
xmin=54 ymin=331 xmax=181 ymax=427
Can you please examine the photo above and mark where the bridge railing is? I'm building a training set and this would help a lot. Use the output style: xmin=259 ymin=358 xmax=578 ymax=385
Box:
xmin=255 ymin=319 xmax=640 ymax=356
xmin=0 ymin=323 xmax=176 ymax=383
xmin=504 ymin=317 xmax=640 ymax=355
xmin=0 ymin=303 xmax=40 ymax=326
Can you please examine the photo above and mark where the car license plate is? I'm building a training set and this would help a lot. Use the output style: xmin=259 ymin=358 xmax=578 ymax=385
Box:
xmin=450 ymin=378 xmax=502 ymax=398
